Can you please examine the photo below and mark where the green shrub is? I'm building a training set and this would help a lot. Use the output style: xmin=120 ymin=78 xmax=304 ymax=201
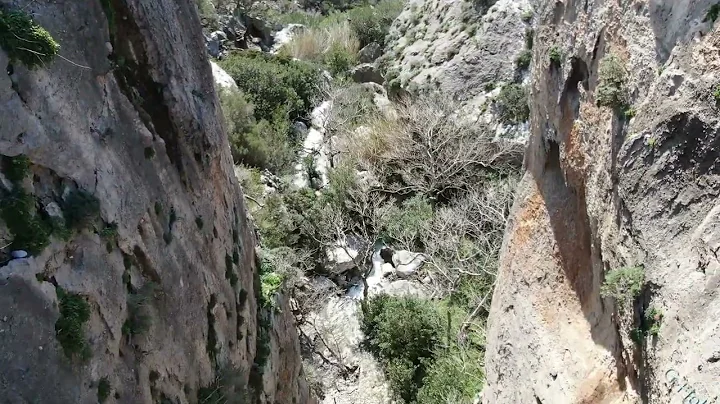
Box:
xmin=55 ymin=287 xmax=91 ymax=360
xmin=219 ymin=89 xmax=297 ymax=172
xmin=97 ymin=377 xmax=111 ymax=403
xmin=0 ymin=9 xmax=59 ymax=69
xmin=3 ymin=154 xmax=31 ymax=183
xmin=260 ymin=272 xmax=283 ymax=308
xmin=361 ymin=294 xmax=442 ymax=403
xmin=706 ymin=3 xmax=720 ymax=22
xmin=713 ymin=85 xmax=720 ymax=103
xmin=549 ymin=46 xmax=562 ymax=66
xmin=382 ymin=196 xmax=434 ymax=250
xmin=496 ymin=83 xmax=529 ymax=124
xmin=596 ymin=54 xmax=627 ymax=109
xmin=600 ymin=266 xmax=644 ymax=304
xmin=645 ymin=306 xmax=663 ymax=336
xmin=515 ymin=49 xmax=532 ymax=70
xmin=0 ymin=189 xmax=50 ymax=254
xmin=416 ymin=348 xmax=484 ymax=404
xmin=218 ymin=51 xmax=320 ymax=123
xmin=325 ymin=42 xmax=358 ymax=76
xmin=63 ymin=189 xmax=101 ymax=229
xmin=347 ymin=1 xmax=404 ymax=48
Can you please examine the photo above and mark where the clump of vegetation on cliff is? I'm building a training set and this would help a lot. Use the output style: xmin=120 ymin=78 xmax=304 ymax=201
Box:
xmin=218 ymin=51 xmax=321 ymax=172
xmin=600 ymin=265 xmax=644 ymax=305
xmin=55 ymin=287 xmax=91 ymax=360
xmin=0 ymin=9 xmax=59 ymax=69
xmin=596 ymin=53 xmax=628 ymax=109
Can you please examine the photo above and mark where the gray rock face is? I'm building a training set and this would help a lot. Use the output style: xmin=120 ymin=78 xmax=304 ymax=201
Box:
xmin=206 ymin=30 xmax=227 ymax=58
xmin=211 ymin=60 xmax=238 ymax=91
xmin=0 ymin=1 xmax=313 ymax=403
xmin=351 ymin=63 xmax=385 ymax=85
xmin=382 ymin=0 xmax=531 ymax=139
xmin=358 ymin=42 xmax=382 ymax=63
xmin=483 ymin=0 xmax=720 ymax=403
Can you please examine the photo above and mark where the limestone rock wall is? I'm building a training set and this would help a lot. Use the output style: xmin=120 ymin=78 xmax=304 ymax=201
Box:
xmin=484 ymin=0 xmax=720 ymax=403
xmin=381 ymin=0 xmax=532 ymax=137
xmin=0 ymin=0 xmax=312 ymax=403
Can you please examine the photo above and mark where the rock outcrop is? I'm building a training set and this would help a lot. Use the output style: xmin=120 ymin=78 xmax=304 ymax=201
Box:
xmin=382 ymin=0 xmax=532 ymax=139
xmin=0 ymin=0 xmax=313 ymax=403
xmin=484 ymin=0 xmax=720 ymax=403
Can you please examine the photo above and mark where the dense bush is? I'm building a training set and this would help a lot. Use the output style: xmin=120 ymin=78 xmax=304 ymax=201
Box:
xmin=346 ymin=1 xmax=404 ymax=48
xmin=415 ymin=349 xmax=484 ymax=404
xmin=0 ymin=189 xmax=51 ymax=254
xmin=495 ymin=83 xmax=529 ymax=124
xmin=0 ymin=9 xmax=59 ymax=69
xmin=600 ymin=266 xmax=644 ymax=304
xmin=325 ymin=42 xmax=358 ymax=76
xmin=219 ymin=89 xmax=297 ymax=172
xmin=218 ymin=51 xmax=321 ymax=123
xmin=596 ymin=54 xmax=627 ymax=108
xmin=361 ymin=294 xmax=442 ymax=403
xmin=3 ymin=154 xmax=31 ymax=183
xmin=381 ymin=195 xmax=434 ymax=250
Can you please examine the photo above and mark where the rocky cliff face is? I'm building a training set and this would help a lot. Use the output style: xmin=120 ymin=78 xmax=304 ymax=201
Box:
xmin=0 ymin=0 xmax=312 ymax=403
xmin=484 ymin=0 xmax=720 ymax=403
xmin=382 ymin=0 xmax=532 ymax=137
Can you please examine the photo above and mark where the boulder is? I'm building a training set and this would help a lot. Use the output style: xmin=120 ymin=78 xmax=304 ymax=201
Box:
xmin=291 ymin=121 xmax=308 ymax=137
xmin=205 ymin=30 xmax=227 ymax=58
xmin=383 ymin=279 xmax=427 ymax=298
xmin=392 ymin=250 xmax=426 ymax=276
xmin=325 ymin=235 xmax=365 ymax=274
xmin=271 ymin=24 xmax=305 ymax=53
xmin=358 ymin=42 xmax=382 ymax=63
xmin=350 ymin=63 xmax=385 ymax=85
xmin=210 ymin=61 xmax=238 ymax=91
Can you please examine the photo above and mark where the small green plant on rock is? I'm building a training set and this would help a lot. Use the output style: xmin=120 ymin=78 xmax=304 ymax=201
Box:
xmin=55 ymin=287 xmax=91 ymax=360
xmin=713 ymin=85 xmax=720 ymax=104
xmin=1 ymin=189 xmax=50 ymax=254
xmin=122 ymin=283 xmax=157 ymax=337
xmin=0 ymin=9 xmax=59 ymax=69
xmin=596 ymin=54 xmax=628 ymax=109
xmin=260 ymin=272 xmax=282 ymax=308
xmin=645 ymin=306 xmax=663 ymax=336
xmin=3 ymin=154 xmax=31 ymax=183
xmin=515 ymin=49 xmax=532 ymax=70
xmin=600 ymin=265 xmax=645 ymax=306
xmin=63 ymin=189 xmax=101 ymax=230
xmin=97 ymin=377 xmax=111 ymax=403
xmin=549 ymin=46 xmax=563 ymax=66
xmin=496 ymin=83 xmax=530 ymax=124
xmin=521 ymin=9 xmax=534 ymax=22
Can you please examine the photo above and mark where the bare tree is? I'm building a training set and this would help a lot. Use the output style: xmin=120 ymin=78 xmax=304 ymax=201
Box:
xmin=344 ymin=95 xmax=523 ymax=198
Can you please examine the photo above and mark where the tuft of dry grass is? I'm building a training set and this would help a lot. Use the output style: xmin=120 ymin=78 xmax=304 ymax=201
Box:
xmin=280 ymin=21 xmax=359 ymax=63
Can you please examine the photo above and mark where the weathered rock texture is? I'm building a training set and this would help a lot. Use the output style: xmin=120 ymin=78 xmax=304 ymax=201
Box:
xmin=484 ymin=0 xmax=720 ymax=403
xmin=382 ymin=0 xmax=532 ymax=137
xmin=0 ymin=0 xmax=313 ymax=403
